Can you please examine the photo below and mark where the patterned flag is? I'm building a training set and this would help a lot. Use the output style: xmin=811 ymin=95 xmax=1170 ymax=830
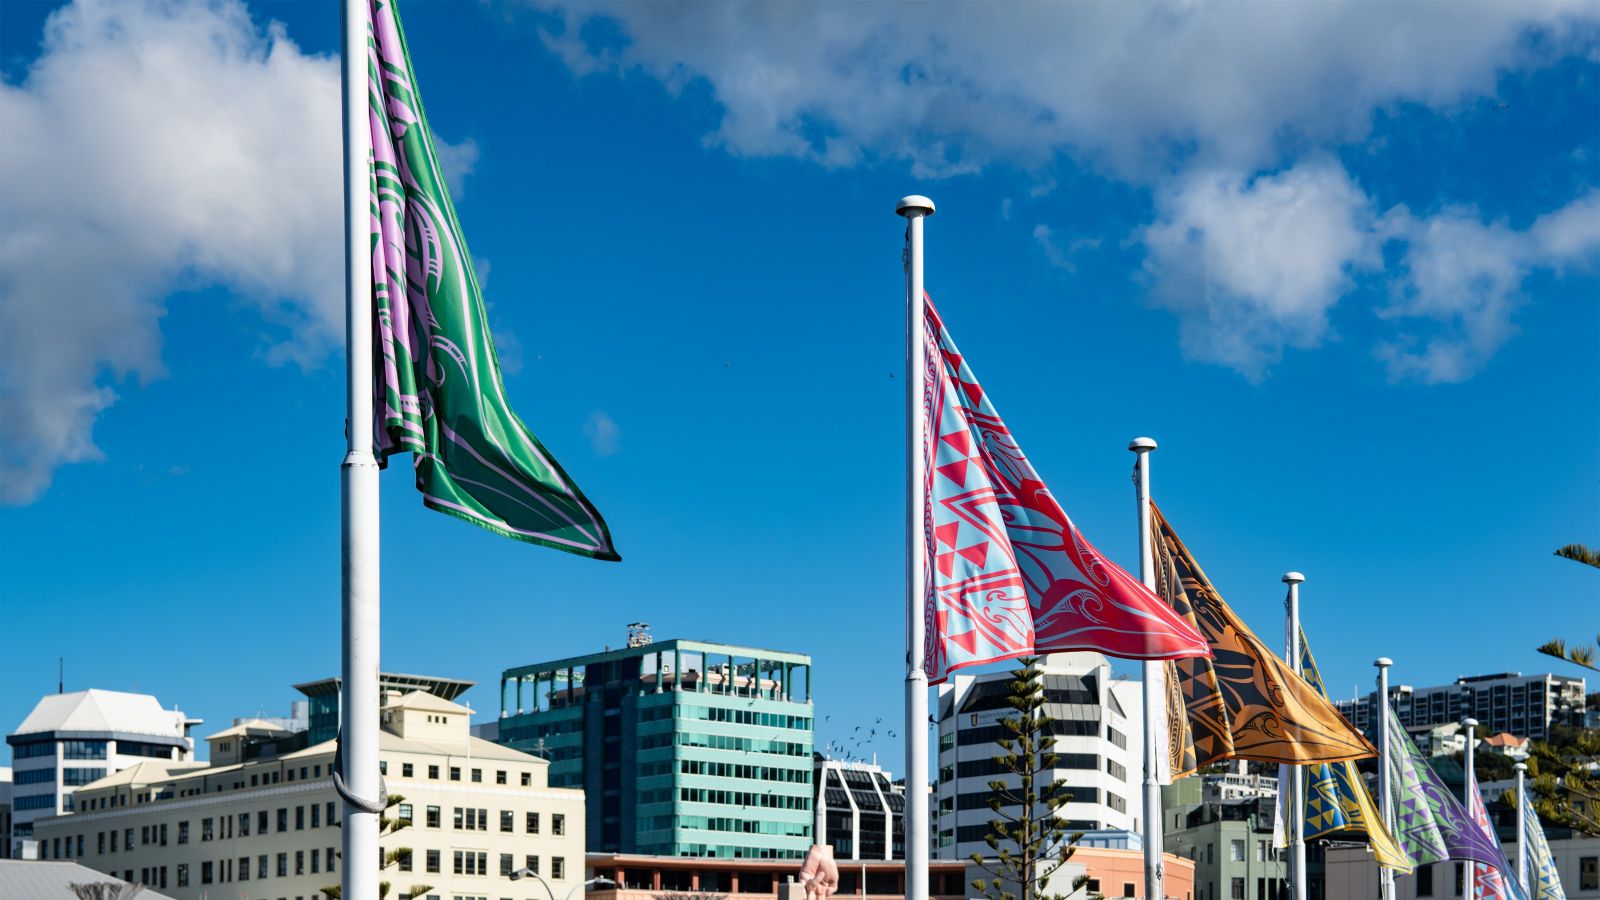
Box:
xmin=1467 ymin=767 xmax=1526 ymax=900
xmin=367 ymin=0 xmax=617 ymax=559
xmin=1521 ymin=788 xmax=1567 ymax=899
xmin=1149 ymin=505 xmax=1377 ymax=774
xmin=1377 ymin=704 xmax=1503 ymax=869
xmin=1287 ymin=628 xmax=1413 ymax=871
xmin=919 ymin=298 xmax=1209 ymax=682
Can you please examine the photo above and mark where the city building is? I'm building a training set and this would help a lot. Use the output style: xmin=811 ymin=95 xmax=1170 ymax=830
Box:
xmin=294 ymin=672 xmax=474 ymax=744
xmin=6 ymin=689 xmax=200 ymax=858
xmin=1033 ymin=836 xmax=1199 ymax=900
xmin=814 ymin=756 xmax=905 ymax=860
xmin=934 ymin=652 xmax=1142 ymax=861
xmin=1201 ymin=762 xmax=1280 ymax=805
xmin=1324 ymin=832 xmax=1600 ymax=899
xmin=1335 ymin=672 xmax=1587 ymax=740
xmin=1161 ymin=779 xmax=1291 ymax=900
xmin=1480 ymin=732 xmax=1531 ymax=760
xmin=0 ymin=858 xmax=178 ymax=899
xmin=495 ymin=630 xmax=815 ymax=859
xmin=29 ymin=688 xmax=584 ymax=900
xmin=586 ymin=852 xmax=970 ymax=899
xmin=0 ymin=767 xmax=11 ymax=859
xmin=230 ymin=700 xmax=310 ymax=735
xmin=1408 ymin=722 xmax=1469 ymax=757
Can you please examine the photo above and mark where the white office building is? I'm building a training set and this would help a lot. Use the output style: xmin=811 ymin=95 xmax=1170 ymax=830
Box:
xmin=934 ymin=652 xmax=1142 ymax=860
xmin=6 ymin=689 xmax=199 ymax=858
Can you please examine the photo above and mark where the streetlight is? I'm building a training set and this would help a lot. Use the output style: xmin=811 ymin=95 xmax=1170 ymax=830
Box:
xmin=510 ymin=869 xmax=617 ymax=900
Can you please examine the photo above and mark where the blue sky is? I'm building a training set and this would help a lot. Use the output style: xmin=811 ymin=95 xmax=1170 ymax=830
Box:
xmin=1 ymin=0 xmax=1596 ymax=767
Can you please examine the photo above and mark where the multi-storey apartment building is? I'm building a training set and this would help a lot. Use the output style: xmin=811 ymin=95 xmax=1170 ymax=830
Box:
xmin=6 ymin=689 xmax=199 ymax=858
xmin=495 ymin=630 xmax=814 ymax=859
xmin=933 ymin=652 xmax=1142 ymax=860
xmin=1335 ymin=671 xmax=1586 ymax=740
xmin=813 ymin=757 xmax=906 ymax=860
xmin=29 ymin=690 xmax=584 ymax=900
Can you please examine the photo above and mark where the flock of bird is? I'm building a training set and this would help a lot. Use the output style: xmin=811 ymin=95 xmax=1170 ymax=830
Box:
xmin=819 ymin=714 xmax=930 ymax=763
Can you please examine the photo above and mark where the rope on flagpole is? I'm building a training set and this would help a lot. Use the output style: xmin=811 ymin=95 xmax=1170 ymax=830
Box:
xmin=332 ymin=734 xmax=389 ymax=815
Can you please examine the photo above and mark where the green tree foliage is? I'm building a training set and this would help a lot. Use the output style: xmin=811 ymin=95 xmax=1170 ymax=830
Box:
xmin=1527 ymin=726 xmax=1600 ymax=836
xmin=1554 ymin=543 xmax=1600 ymax=569
xmin=320 ymin=794 xmax=433 ymax=900
xmin=969 ymin=658 xmax=1091 ymax=900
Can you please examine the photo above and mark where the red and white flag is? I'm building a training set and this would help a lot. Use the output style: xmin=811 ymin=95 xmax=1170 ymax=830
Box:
xmin=921 ymin=297 xmax=1209 ymax=682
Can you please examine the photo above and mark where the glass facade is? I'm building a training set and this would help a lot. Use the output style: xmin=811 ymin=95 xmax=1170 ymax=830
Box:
xmin=497 ymin=639 xmax=814 ymax=859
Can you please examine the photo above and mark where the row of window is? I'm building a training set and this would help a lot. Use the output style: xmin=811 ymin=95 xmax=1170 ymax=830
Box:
xmin=77 ymin=802 xmax=340 ymax=856
xmin=678 ymin=706 xmax=813 ymax=730
xmin=678 ymin=787 xmax=811 ymax=811
xmin=673 ymin=732 xmax=809 ymax=756
xmin=404 ymin=849 xmax=566 ymax=880
xmin=380 ymin=760 xmax=534 ymax=787
xmin=402 ymin=805 xmax=565 ymax=836
xmin=35 ymin=835 xmax=333 ymax=883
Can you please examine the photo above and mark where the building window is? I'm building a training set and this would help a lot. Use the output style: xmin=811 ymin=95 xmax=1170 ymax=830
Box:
xmin=296 ymin=806 xmax=305 ymax=830
xmin=526 ymin=812 xmax=540 ymax=834
xmin=312 ymin=803 xmax=321 ymax=828
xmin=278 ymin=852 xmax=288 ymax=877
xmin=177 ymin=822 xmax=188 ymax=845
xmin=1418 ymin=864 xmax=1434 ymax=897
xmin=326 ymin=847 xmax=335 ymax=872
xmin=501 ymin=853 xmax=514 ymax=877
xmin=258 ymin=855 xmax=268 ymax=879
xmin=427 ymin=805 xmax=441 ymax=828
xmin=500 ymin=810 xmax=514 ymax=832
xmin=327 ymin=801 xmax=337 ymax=825
xmin=553 ymin=857 xmax=566 ymax=880
xmin=1231 ymin=840 xmax=1244 ymax=862
xmin=257 ymin=810 xmax=267 ymax=834
xmin=524 ymin=856 xmax=539 ymax=875
xmin=427 ymin=850 xmax=441 ymax=874
xmin=402 ymin=763 xmax=414 ymax=778
xmin=295 ymin=850 xmax=305 ymax=875
xmin=454 ymin=807 xmax=465 ymax=829
xmin=1231 ymin=878 xmax=1245 ymax=900
xmin=238 ymin=856 xmax=249 ymax=881
xmin=159 ymin=823 xmax=167 ymax=847
xmin=471 ymin=768 xmax=482 ymax=783
xmin=177 ymin=864 xmax=188 ymax=888
xmin=311 ymin=848 xmax=320 ymax=873
xmin=450 ymin=766 xmax=461 ymax=781
xmin=379 ymin=761 xmax=387 ymax=775
xmin=496 ymin=769 xmax=507 ymax=785
xmin=397 ymin=803 xmax=413 ymax=825
xmin=428 ymin=764 xmax=439 ymax=779
xmin=278 ymin=808 xmax=288 ymax=832
xmin=553 ymin=813 xmax=566 ymax=836
xmin=1581 ymin=857 xmax=1599 ymax=891
xmin=239 ymin=813 xmax=250 ymax=837
xmin=521 ymin=772 xmax=532 ymax=787
xmin=1455 ymin=862 xmax=1464 ymax=896
xmin=1124 ymin=884 xmax=1135 ymax=898
xmin=202 ymin=818 xmax=213 ymax=842
xmin=398 ymin=849 xmax=412 ymax=872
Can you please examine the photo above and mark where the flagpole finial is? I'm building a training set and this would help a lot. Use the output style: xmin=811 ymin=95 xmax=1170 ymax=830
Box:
xmin=1463 ymin=716 xmax=1478 ymax=728
xmin=1514 ymin=762 xmax=1526 ymax=772
xmin=1282 ymin=571 xmax=1305 ymax=584
xmin=896 ymin=195 xmax=936 ymax=217
xmin=1128 ymin=436 xmax=1157 ymax=452
xmin=1374 ymin=657 xmax=1392 ymax=668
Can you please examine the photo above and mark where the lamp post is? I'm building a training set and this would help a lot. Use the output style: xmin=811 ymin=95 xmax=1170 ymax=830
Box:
xmin=511 ymin=870 xmax=617 ymax=900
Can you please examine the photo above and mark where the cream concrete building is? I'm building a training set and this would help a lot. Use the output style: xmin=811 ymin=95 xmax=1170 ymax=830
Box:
xmin=31 ymin=690 xmax=584 ymax=900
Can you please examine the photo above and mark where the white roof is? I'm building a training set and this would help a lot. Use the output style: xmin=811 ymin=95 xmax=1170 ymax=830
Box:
xmin=11 ymin=689 xmax=188 ymax=739
xmin=0 ymin=860 xmax=177 ymax=899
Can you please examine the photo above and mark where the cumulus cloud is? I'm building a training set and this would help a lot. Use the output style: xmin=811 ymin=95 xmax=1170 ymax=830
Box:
xmin=1140 ymin=162 xmax=1379 ymax=379
xmin=1376 ymin=189 xmax=1600 ymax=383
xmin=0 ymin=0 xmax=479 ymax=504
xmin=1140 ymin=165 xmax=1600 ymax=382
xmin=434 ymin=136 xmax=480 ymax=198
xmin=528 ymin=1 xmax=1594 ymax=178
xmin=583 ymin=411 xmax=621 ymax=456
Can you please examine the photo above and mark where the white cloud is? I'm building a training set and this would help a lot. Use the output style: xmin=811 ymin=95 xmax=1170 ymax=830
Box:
xmin=528 ymin=1 xmax=1594 ymax=179
xmin=1032 ymin=224 xmax=1100 ymax=274
xmin=1376 ymin=189 xmax=1600 ymax=383
xmin=434 ymin=136 xmax=480 ymax=199
xmin=0 ymin=0 xmax=480 ymax=504
xmin=583 ymin=411 xmax=621 ymax=456
xmin=1140 ymin=162 xmax=1379 ymax=379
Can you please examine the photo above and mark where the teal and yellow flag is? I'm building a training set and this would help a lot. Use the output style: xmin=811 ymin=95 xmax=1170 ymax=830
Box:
xmin=366 ymin=0 xmax=617 ymax=559
xmin=1292 ymin=628 xmax=1414 ymax=872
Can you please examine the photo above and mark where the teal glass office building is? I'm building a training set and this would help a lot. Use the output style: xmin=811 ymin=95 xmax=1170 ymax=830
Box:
xmin=495 ymin=638 xmax=814 ymax=859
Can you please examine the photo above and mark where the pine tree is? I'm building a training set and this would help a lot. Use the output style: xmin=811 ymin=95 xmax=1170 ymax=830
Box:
xmin=970 ymin=657 xmax=1090 ymax=900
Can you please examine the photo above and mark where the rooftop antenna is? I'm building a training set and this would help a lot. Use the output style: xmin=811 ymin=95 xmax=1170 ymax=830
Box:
xmin=58 ymin=657 xmax=63 ymax=693
xmin=626 ymin=622 xmax=654 ymax=648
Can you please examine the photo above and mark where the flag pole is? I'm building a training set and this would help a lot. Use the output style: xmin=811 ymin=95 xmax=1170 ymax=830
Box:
xmin=1283 ymin=573 xmax=1307 ymax=900
xmin=1129 ymin=437 xmax=1163 ymax=900
xmin=1463 ymin=716 xmax=1479 ymax=899
xmin=341 ymin=1 xmax=381 ymax=898
xmin=898 ymin=194 xmax=935 ymax=900
xmin=1514 ymin=762 xmax=1528 ymax=892
xmin=1375 ymin=657 xmax=1395 ymax=900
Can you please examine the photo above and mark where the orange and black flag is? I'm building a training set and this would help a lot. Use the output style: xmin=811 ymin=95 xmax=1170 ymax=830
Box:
xmin=1151 ymin=503 xmax=1376 ymax=777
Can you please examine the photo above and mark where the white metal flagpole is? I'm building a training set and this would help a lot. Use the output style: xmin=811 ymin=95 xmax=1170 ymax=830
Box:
xmin=1129 ymin=438 xmax=1164 ymax=900
xmin=341 ymin=1 xmax=381 ymax=898
xmin=1283 ymin=573 xmax=1307 ymax=900
xmin=1376 ymin=657 xmax=1395 ymax=900
xmin=898 ymin=194 xmax=934 ymax=900
xmin=1464 ymin=716 xmax=1479 ymax=899
xmin=1514 ymin=762 xmax=1529 ymax=892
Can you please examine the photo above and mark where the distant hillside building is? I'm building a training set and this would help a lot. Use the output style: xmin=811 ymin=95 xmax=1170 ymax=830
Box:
xmin=933 ymin=652 xmax=1142 ymax=860
xmin=29 ymin=689 xmax=583 ymax=900
xmin=6 ymin=689 xmax=200 ymax=858
xmin=495 ymin=632 xmax=814 ymax=859
xmin=1334 ymin=671 xmax=1586 ymax=740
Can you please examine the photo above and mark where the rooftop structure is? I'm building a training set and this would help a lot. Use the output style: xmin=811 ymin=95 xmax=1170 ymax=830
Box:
xmin=0 ymin=859 xmax=178 ymax=899
xmin=814 ymin=756 xmax=906 ymax=860
xmin=293 ymin=672 xmax=474 ymax=744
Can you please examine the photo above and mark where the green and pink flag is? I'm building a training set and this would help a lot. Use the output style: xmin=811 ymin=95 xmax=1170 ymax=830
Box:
xmin=366 ymin=0 xmax=617 ymax=559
